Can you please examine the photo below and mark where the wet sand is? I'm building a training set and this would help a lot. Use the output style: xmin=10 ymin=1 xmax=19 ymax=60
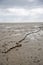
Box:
xmin=0 ymin=23 xmax=43 ymax=65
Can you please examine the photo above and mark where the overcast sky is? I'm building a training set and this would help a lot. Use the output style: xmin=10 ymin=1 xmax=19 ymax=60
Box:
xmin=0 ymin=0 xmax=43 ymax=23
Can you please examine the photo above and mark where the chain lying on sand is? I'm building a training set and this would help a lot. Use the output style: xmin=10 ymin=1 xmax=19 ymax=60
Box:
xmin=2 ymin=26 xmax=42 ymax=54
xmin=2 ymin=44 xmax=22 ymax=53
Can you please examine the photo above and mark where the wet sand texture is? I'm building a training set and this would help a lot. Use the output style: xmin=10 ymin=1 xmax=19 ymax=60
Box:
xmin=0 ymin=23 xmax=43 ymax=65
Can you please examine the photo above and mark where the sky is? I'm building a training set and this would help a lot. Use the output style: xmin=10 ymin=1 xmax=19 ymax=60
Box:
xmin=0 ymin=0 xmax=43 ymax=23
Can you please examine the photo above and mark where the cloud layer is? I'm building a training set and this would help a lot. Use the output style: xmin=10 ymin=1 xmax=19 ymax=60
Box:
xmin=0 ymin=0 xmax=43 ymax=22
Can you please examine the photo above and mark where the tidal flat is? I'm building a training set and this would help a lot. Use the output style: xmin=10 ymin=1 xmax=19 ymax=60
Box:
xmin=0 ymin=23 xmax=43 ymax=65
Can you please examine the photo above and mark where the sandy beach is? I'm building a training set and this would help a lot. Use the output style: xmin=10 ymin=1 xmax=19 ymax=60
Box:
xmin=0 ymin=23 xmax=43 ymax=65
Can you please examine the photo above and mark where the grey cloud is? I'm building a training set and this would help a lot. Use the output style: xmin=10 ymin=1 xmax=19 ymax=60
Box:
xmin=0 ymin=0 xmax=43 ymax=22
xmin=0 ymin=0 xmax=43 ymax=9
